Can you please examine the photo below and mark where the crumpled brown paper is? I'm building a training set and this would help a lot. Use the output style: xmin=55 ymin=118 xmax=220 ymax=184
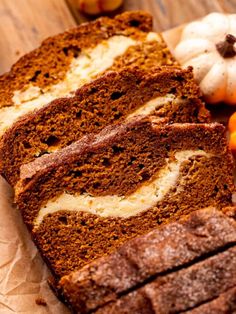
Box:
xmin=0 ymin=176 xmax=69 ymax=313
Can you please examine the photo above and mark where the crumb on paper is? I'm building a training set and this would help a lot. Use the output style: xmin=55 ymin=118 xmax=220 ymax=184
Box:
xmin=35 ymin=297 xmax=47 ymax=306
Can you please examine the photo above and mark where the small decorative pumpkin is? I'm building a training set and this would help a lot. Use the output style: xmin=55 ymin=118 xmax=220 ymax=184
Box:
xmin=174 ymin=13 xmax=236 ymax=105
xmin=78 ymin=0 xmax=123 ymax=16
xmin=229 ymin=112 xmax=236 ymax=154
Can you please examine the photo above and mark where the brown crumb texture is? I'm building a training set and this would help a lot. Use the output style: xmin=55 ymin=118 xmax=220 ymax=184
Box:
xmin=0 ymin=66 xmax=210 ymax=186
xmin=223 ymin=206 xmax=236 ymax=220
xmin=59 ymin=207 xmax=236 ymax=313
xmin=35 ymin=297 xmax=47 ymax=306
xmin=96 ymin=247 xmax=236 ymax=314
xmin=0 ymin=11 xmax=154 ymax=108
xmin=110 ymin=38 xmax=175 ymax=70
xmin=15 ymin=120 xmax=234 ymax=280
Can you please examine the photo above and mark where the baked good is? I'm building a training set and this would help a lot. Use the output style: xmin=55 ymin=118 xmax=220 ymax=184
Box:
xmin=59 ymin=207 xmax=236 ymax=313
xmin=95 ymin=246 xmax=236 ymax=314
xmin=184 ymin=287 xmax=236 ymax=314
xmin=0 ymin=10 xmax=178 ymax=185
xmin=0 ymin=11 xmax=161 ymax=117
xmin=15 ymin=117 xmax=234 ymax=282
xmin=0 ymin=66 xmax=209 ymax=186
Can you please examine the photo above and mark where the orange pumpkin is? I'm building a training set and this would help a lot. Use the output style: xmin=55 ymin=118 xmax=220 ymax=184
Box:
xmin=229 ymin=132 xmax=236 ymax=153
xmin=78 ymin=0 xmax=123 ymax=15
xmin=228 ymin=112 xmax=236 ymax=154
xmin=229 ymin=112 xmax=236 ymax=132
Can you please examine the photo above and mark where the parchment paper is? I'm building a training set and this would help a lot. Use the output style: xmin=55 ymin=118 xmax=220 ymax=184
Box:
xmin=0 ymin=25 xmax=235 ymax=313
xmin=0 ymin=176 xmax=69 ymax=314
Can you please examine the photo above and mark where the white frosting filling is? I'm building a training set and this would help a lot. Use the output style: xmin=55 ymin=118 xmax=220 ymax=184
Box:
xmin=146 ymin=32 xmax=161 ymax=42
xmin=0 ymin=32 xmax=161 ymax=135
xmin=34 ymin=150 xmax=210 ymax=226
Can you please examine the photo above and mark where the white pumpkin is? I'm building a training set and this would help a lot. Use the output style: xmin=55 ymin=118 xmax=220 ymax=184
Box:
xmin=174 ymin=12 xmax=236 ymax=105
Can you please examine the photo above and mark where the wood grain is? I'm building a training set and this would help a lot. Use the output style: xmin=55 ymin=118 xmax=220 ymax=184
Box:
xmin=218 ymin=0 xmax=236 ymax=12
xmin=67 ymin=0 xmax=236 ymax=31
xmin=0 ymin=0 xmax=76 ymax=74
xmin=121 ymin=0 xmax=225 ymax=30
xmin=1 ymin=0 xmax=236 ymax=75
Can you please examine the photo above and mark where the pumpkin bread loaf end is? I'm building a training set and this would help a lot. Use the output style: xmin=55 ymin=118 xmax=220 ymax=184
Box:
xmin=59 ymin=207 xmax=236 ymax=313
xmin=96 ymin=247 xmax=236 ymax=314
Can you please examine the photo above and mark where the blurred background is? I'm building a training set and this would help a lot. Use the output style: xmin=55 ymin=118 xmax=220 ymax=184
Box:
xmin=0 ymin=0 xmax=235 ymax=75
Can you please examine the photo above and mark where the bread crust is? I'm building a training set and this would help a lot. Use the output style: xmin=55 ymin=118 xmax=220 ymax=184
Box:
xmin=59 ymin=207 xmax=236 ymax=313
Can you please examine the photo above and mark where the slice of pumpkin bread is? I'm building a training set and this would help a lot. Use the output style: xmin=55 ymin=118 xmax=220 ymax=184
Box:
xmin=15 ymin=117 xmax=234 ymax=281
xmin=0 ymin=66 xmax=209 ymax=186
xmin=0 ymin=11 xmax=159 ymax=117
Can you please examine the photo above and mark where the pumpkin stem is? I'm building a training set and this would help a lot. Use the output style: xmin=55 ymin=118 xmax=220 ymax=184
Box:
xmin=216 ymin=34 xmax=236 ymax=58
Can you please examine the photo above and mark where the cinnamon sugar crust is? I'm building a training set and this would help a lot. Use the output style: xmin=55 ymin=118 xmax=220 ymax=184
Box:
xmin=96 ymin=247 xmax=236 ymax=314
xmin=185 ymin=287 xmax=236 ymax=314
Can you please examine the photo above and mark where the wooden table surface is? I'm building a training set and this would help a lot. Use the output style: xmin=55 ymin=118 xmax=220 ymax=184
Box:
xmin=0 ymin=0 xmax=236 ymax=74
